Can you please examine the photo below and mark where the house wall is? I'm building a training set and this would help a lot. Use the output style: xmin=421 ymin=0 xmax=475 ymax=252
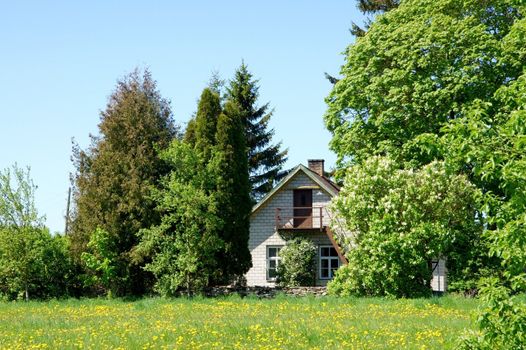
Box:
xmin=246 ymin=172 xmax=335 ymax=287
xmin=431 ymin=259 xmax=447 ymax=292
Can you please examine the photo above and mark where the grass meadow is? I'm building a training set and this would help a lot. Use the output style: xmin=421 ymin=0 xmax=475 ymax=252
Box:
xmin=0 ymin=295 xmax=478 ymax=349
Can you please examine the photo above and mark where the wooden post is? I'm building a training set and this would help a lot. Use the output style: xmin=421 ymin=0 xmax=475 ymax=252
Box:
xmin=64 ymin=187 xmax=71 ymax=235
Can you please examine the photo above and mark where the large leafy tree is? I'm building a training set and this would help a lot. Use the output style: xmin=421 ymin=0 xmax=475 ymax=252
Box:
xmin=214 ymin=101 xmax=252 ymax=282
xmin=452 ymin=58 xmax=526 ymax=349
xmin=227 ymin=63 xmax=288 ymax=200
xmin=70 ymin=68 xmax=178 ymax=296
xmin=135 ymin=141 xmax=223 ymax=296
xmin=325 ymin=0 xmax=523 ymax=170
xmin=0 ymin=165 xmax=71 ymax=300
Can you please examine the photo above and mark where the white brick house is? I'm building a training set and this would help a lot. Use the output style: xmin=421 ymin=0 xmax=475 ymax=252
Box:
xmin=245 ymin=160 xmax=347 ymax=286
xmin=245 ymin=159 xmax=447 ymax=292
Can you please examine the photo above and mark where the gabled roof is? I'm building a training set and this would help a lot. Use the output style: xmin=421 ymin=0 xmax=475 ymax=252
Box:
xmin=252 ymin=164 xmax=339 ymax=214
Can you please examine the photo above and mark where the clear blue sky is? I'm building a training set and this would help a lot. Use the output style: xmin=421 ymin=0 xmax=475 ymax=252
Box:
xmin=0 ymin=1 xmax=363 ymax=233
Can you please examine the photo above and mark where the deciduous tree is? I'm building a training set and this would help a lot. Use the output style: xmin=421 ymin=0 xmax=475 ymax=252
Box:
xmin=135 ymin=141 xmax=223 ymax=296
xmin=0 ymin=165 xmax=71 ymax=300
xmin=325 ymin=0 xmax=523 ymax=170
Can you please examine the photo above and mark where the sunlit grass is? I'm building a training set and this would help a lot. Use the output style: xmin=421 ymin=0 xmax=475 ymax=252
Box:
xmin=0 ymin=294 xmax=478 ymax=349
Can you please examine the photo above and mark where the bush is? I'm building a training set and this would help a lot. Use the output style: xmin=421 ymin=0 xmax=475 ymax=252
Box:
xmin=276 ymin=238 xmax=316 ymax=287
xmin=81 ymin=227 xmax=121 ymax=298
xmin=328 ymin=157 xmax=481 ymax=298
xmin=326 ymin=264 xmax=354 ymax=297
xmin=458 ymin=278 xmax=526 ymax=349
xmin=0 ymin=227 xmax=74 ymax=300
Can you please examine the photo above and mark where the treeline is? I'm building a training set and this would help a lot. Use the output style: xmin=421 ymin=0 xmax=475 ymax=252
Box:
xmin=0 ymin=63 xmax=287 ymax=299
xmin=327 ymin=0 xmax=526 ymax=347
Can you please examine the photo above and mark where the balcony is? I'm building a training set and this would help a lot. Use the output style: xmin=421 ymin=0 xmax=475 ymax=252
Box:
xmin=275 ymin=207 xmax=326 ymax=231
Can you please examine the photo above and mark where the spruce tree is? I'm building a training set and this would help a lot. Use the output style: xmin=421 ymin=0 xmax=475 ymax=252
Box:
xmin=226 ymin=63 xmax=288 ymax=201
xmin=350 ymin=0 xmax=400 ymax=37
xmin=70 ymin=68 xmax=178 ymax=296
xmin=214 ymin=101 xmax=252 ymax=282
xmin=357 ymin=0 xmax=399 ymax=13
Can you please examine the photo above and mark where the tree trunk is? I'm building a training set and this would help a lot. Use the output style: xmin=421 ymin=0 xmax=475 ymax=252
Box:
xmin=25 ymin=287 xmax=29 ymax=302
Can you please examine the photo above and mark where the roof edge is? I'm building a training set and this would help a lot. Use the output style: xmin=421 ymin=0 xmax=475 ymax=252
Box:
xmin=251 ymin=164 xmax=339 ymax=215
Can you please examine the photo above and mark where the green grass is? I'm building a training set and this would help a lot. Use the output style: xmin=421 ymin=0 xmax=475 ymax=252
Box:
xmin=0 ymin=295 xmax=478 ymax=349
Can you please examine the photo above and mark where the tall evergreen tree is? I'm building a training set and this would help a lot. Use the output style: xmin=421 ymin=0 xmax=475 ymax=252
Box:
xmin=183 ymin=117 xmax=197 ymax=145
xmin=191 ymin=88 xmax=222 ymax=155
xmin=214 ymin=101 xmax=252 ymax=282
xmin=226 ymin=63 xmax=288 ymax=201
xmin=70 ymin=68 xmax=178 ymax=296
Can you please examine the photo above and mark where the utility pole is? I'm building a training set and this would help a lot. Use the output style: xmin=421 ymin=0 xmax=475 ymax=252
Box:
xmin=64 ymin=187 xmax=71 ymax=235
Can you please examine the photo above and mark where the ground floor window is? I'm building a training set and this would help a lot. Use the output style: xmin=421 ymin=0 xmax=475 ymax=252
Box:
xmin=319 ymin=246 xmax=339 ymax=279
xmin=267 ymin=246 xmax=282 ymax=280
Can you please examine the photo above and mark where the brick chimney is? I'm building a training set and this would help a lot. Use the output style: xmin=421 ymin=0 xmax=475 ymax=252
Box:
xmin=308 ymin=159 xmax=325 ymax=177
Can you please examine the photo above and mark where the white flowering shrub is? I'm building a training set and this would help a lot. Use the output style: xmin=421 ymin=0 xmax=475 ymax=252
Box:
xmin=328 ymin=156 xmax=480 ymax=297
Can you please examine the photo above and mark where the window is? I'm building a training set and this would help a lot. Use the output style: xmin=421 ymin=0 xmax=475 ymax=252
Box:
xmin=267 ymin=246 xmax=282 ymax=280
xmin=319 ymin=246 xmax=340 ymax=279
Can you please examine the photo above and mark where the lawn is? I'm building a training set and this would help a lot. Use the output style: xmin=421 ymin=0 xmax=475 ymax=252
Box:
xmin=0 ymin=295 xmax=478 ymax=349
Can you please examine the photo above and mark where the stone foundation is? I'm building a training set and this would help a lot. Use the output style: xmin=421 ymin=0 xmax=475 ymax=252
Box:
xmin=204 ymin=286 xmax=328 ymax=298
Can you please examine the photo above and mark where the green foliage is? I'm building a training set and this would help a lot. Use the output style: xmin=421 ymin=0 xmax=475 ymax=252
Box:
xmin=357 ymin=0 xmax=399 ymax=13
xmin=0 ymin=227 xmax=73 ymax=301
xmin=135 ymin=141 xmax=223 ymax=296
xmin=325 ymin=0 xmax=525 ymax=344
xmin=214 ymin=101 xmax=252 ymax=282
xmin=70 ymin=68 xmax=178 ymax=296
xmin=325 ymin=0 xmax=523 ymax=170
xmin=276 ymin=238 xmax=317 ymax=287
xmin=456 ymin=59 xmax=526 ymax=349
xmin=458 ymin=279 xmax=526 ymax=349
xmin=183 ymin=117 xmax=197 ymax=145
xmin=351 ymin=0 xmax=400 ymax=37
xmin=194 ymin=88 xmax=222 ymax=157
xmin=0 ymin=165 xmax=72 ymax=300
xmin=0 ymin=164 xmax=42 ymax=229
xmin=81 ymin=228 xmax=120 ymax=297
xmin=326 ymin=264 xmax=354 ymax=297
xmin=226 ymin=63 xmax=288 ymax=200
xmin=328 ymin=157 xmax=480 ymax=297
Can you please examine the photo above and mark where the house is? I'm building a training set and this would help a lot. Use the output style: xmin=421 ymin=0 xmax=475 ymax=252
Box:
xmin=245 ymin=159 xmax=347 ymax=286
xmin=245 ymin=159 xmax=448 ymax=292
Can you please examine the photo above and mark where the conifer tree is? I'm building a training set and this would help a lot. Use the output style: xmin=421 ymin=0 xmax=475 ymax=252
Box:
xmin=214 ymin=101 xmax=252 ymax=282
xmin=357 ymin=0 xmax=399 ymax=13
xmin=193 ymin=88 xmax=222 ymax=157
xmin=227 ymin=63 xmax=288 ymax=201
xmin=70 ymin=68 xmax=178 ymax=296
xmin=350 ymin=0 xmax=400 ymax=37
xmin=183 ymin=117 xmax=197 ymax=145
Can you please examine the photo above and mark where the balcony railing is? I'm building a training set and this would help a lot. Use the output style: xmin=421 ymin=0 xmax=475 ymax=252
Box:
xmin=275 ymin=207 xmax=326 ymax=230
